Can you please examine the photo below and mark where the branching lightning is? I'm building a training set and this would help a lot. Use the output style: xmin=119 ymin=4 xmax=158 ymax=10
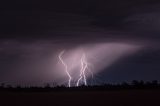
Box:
xmin=82 ymin=54 xmax=87 ymax=86
xmin=76 ymin=55 xmax=84 ymax=86
xmin=59 ymin=51 xmax=92 ymax=87
xmin=59 ymin=51 xmax=72 ymax=87
xmin=76 ymin=53 xmax=89 ymax=86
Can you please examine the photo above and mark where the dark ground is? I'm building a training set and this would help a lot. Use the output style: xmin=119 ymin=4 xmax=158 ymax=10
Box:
xmin=0 ymin=90 xmax=160 ymax=106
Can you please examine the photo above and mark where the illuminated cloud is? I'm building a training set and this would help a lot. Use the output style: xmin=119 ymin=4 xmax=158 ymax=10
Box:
xmin=0 ymin=39 xmax=145 ymax=86
xmin=55 ymin=43 xmax=142 ymax=86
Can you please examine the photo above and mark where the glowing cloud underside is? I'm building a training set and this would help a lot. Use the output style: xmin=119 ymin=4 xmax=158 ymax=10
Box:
xmin=55 ymin=43 xmax=142 ymax=87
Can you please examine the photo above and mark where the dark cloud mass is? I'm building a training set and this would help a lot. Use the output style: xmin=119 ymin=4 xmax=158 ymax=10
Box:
xmin=0 ymin=0 xmax=160 ymax=86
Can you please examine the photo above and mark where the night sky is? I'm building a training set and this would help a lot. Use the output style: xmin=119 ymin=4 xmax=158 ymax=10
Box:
xmin=0 ymin=0 xmax=160 ymax=86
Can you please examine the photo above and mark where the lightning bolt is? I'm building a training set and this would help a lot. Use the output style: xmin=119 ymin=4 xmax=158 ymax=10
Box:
xmin=59 ymin=50 xmax=92 ymax=87
xmin=59 ymin=51 xmax=72 ymax=87
xmin=76 ymin=55 xmax=84 ymax=86
xmin=76 ymin=53 xmax=88 ymax=86
xmin=82 ymin=54 xmax=87 ymax=86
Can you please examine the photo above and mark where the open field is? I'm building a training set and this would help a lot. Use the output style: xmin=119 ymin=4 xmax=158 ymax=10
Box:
xmin=0 ymin=90 xmax=160 ymax=106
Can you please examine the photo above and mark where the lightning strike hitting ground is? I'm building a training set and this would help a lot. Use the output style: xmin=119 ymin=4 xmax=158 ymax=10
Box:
xmin=76 ymin=55 xmax=84 ymax=86
xmin=59 ymin=50 xmax=92 ymax=87
xmin=59 ymin=51 xmax=72 ymax=87
xmin=76 ymin=53 xmax=88 ymax=86
xmin=82 ymin=54 xmax=88 ymax=86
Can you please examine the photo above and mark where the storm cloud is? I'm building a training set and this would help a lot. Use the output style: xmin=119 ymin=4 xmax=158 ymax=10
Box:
xmin=0 ymin=0 xmax=160 ymax=86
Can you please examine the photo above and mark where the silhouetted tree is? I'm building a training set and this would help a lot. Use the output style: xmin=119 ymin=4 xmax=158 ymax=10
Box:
xmin=0 ymin=80 xmax=159 ymax=91
xmin=132 ymin=80 xmax=139 ymax=86
xmin=6 ymin=84 xmax=12 ymax=88
xmin=44 ymin=83 xmax=50 ymax=88
xmin=151 ymin=80 xmax=158 ymax=86
xmin=121 ymin=82 xmax=129 ymax=88
xmin=52 ymin=82 xmax=57 ymax=87
xmin=16 ymin=85 xmax=21 ymax=89
xmin=0 ymin=83 xmax=5 ymax=88
xmin=139 ymin=80 xmax=144 ymax=85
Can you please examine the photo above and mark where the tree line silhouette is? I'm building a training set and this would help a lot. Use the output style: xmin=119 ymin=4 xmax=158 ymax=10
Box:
xmin=0 ymin=80 xmax=160 ymax=92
